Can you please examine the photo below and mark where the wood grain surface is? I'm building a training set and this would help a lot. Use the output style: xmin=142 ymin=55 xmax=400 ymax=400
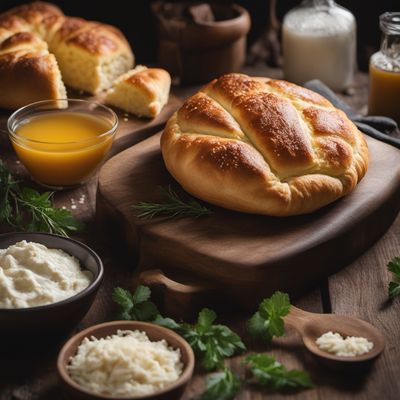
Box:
xmin=97 ymin=132 xmax=400 ymax=311
xmin=1 ymin=69 xmax=400 ymax=400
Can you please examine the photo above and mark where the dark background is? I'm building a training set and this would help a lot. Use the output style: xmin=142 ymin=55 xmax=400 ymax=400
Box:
xmin=1 ymin=0 xmax=399 ymax=71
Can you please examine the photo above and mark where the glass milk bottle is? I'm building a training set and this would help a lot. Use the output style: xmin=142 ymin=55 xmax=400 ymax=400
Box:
xmin=368 ymin=13 xmax=400 ymax=124
xmin=282 ymin=0 xmax=356 ymax=91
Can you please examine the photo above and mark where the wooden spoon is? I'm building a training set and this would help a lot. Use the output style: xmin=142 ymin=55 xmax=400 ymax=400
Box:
xmin=284 ymin=306 xmax=385 ymax=367
xmin=138 ymin=269 xmax=386 ymax=367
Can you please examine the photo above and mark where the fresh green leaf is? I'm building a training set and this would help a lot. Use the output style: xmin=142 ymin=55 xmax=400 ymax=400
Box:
xmin=112 ymin=285 xmax=159 ymax=322
xmin=112 ymin=287 xmax=134 ymax=309
xmin=153 ymin=315 xmax=182 ymax=331
xmin=388 ymin=257 xmax=400 ymax=275
xmin=247 ymin=291 xmax=291 ymax=343
xmin=132 ymin=285 xmax=151 ymax=304
xmin=244 ymin=354 xmax=314 ymax=391
xmin=131 ymin=301 xmax=159 ymax=321
xmin=181 ymin=308 xmax=246 ymax=370
xmin=247 ymin=311 xmax=273 ymax=342
xmin=197 ymin=308 xmax=217 ymax=330
xmin=389 ymin=281 xmax=400 ymax=299
xmin=132 ymin=185 xmax=212 ymax=220
xmin=199 ymin=367 xmax=241 ymax=400
xmin=0 ymin=162 xmax=82 ymax=236
xmin=388 ymin=257 xmax=400 ymax=299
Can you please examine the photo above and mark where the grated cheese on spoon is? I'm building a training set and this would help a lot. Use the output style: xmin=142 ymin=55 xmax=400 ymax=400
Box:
xmin=316 ymin=331 xmax=373 ymax=357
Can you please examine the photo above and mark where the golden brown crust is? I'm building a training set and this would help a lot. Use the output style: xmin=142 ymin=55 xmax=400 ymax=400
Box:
xmin=0 ymin=31 xmax=47 ymax=54
xmin=161 ymin=73 xmax=369 ymax=216
xmin=0 ymin=1 xmax=134 ymax=108
xmin=123 ymin=67 xmax=170 ymax=100
xmin=177 ymin=93 xmax=244 ymax=140
xmin=105 ymin=66 xmax=171 ymax=118
xmin=0 ymin=50 xmax=62 ymax=109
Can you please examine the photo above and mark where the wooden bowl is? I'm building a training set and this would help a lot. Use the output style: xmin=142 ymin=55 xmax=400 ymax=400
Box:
xmin=0 ymin=232 xmax=103 ymax=339
xmin=152 ymin=2 xmax=251 ymax=83
xmin=57 ymin=321 xmax=195 ymax=400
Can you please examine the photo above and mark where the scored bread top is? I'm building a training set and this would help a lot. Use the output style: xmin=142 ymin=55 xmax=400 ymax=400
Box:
xmin=0 ymin=2 xmax=130 ymax=57
xmin=161 ymin=73 xmax=369 ymax=216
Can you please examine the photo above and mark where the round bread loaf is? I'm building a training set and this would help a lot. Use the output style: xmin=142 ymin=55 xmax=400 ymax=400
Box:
xmin=161 ymin=73 xmax=369 ymax=216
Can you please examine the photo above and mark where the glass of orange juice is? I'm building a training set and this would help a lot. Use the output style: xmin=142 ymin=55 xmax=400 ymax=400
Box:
xmin=7 ymin=99 xmax=118 ymax=189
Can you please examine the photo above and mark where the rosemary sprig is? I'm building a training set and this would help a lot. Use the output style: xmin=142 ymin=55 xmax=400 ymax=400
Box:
xmin=0 ymin=162 xmax=83 ymax=237
xmin=132 ymin=185 xmax=212 ymax=220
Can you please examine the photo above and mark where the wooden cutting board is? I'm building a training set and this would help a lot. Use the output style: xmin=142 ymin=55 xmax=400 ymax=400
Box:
xmin=97 ymin=133 xmax=400 ymax=314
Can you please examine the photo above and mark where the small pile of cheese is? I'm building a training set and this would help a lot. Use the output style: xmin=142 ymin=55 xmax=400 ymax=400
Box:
xmin=67 ymin=330 xmax=183 ymax=397
xmin=0 ymin=240 xmax=91 ymax=308
xmin=316 ymin=331 xmax=373 ymax=357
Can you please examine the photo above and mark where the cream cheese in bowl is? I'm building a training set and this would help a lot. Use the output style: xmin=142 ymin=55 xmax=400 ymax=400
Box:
xmin=0 ymin=240 xmax=92 ymax=308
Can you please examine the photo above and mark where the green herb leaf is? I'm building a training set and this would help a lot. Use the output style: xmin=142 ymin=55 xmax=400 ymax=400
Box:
xmin=131 ymin=301 xmax=159 ymax=321
xmin=244 ymin=354 xmax=314 ymax=391
xmin=389 ymin=281 xmax=400 ymax=299
xmin=0 ymin=162 xmax=82 ymax=236
xmin=132 ymin=185 xmax=212 ymax=220
xmin=132 ymin=285 xmax=151 ymax=304
xmin=112 ymin=287 xmax=134 ymax=309
xmin=247 ymin=292 xmax=291 ymax=343
xmin=388 ymin=257 xmax=400 ymax=299
xmin=112 ymin=285 xmax=160 ymax=322
xmin=199 ymin=367 xmax=241 ymax=400
xmin=153 ymin=315 xmax=182 ymax=331
xmin=182 ymin=308 xmax=246 ymax=370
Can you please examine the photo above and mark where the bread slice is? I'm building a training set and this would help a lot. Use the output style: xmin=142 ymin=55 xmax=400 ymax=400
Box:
xmin=49 ymin=18 xmax=134 ymax=94
xmin=105 ymin=65 xmax=171 ymax=118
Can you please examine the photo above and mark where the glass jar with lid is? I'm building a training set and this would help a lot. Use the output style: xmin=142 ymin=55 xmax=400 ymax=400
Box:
xmin=282 ymin=0 xmax=356 ymax=91
xmin=368 ymin=13 xmax=400 ymax=124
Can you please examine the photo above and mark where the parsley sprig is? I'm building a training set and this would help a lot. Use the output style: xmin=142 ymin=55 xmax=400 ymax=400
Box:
xmin=179 ymin=308 xmax=246 ymax=370
xmin=0 ymin=162 xmax=82 ymax=236
xmin=112 ymin=286 xmax=159 ymax=321
xmin=199 ymin=367 xmax=241 ymax=400
xmin=112 ymin=286 xmax=314 ymax=397
xmin=112 ymin=286 xmax=245 ymax=370
xmin=388 ymin=257 xmax=400 ymax=299
xmin=132 ymin=185 xmax=212 ymax=220
xmin=244 ymin=354 xmax=314 ymax=391
xmin=247 ymin=291 xmax=290 ymax=342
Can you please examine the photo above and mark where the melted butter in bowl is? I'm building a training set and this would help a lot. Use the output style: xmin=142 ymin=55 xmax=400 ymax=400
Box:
xmin=7 ymin=99 xmax=118 ymax=190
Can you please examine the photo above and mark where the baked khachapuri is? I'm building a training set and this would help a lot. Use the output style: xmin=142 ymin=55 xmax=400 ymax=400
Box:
xmin=0 ymin=1 xmax=133 ymax=109
xmin=161 ymin=73 xmax=369 ymax=216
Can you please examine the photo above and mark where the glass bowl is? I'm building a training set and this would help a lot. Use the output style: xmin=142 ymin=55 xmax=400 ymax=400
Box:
xmin=7 ymin=99 xmax=118 ymax=190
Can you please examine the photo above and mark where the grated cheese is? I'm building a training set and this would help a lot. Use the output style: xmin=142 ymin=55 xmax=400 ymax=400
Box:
xmin=316 ymin=331 xmax=373 ymax=357
xmin=67 ymin=330 xmax=183 ymax=397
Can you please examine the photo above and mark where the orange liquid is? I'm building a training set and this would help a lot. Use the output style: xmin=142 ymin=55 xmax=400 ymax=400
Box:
xmin=12 ymin=112 xmax=114 ymax=187
xmin=368 ymin=64 xmax=400 ymax=124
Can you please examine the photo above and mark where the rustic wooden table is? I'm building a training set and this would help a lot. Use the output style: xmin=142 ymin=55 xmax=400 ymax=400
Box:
xmin=1 ymin=66 xmax=399 ymax=400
